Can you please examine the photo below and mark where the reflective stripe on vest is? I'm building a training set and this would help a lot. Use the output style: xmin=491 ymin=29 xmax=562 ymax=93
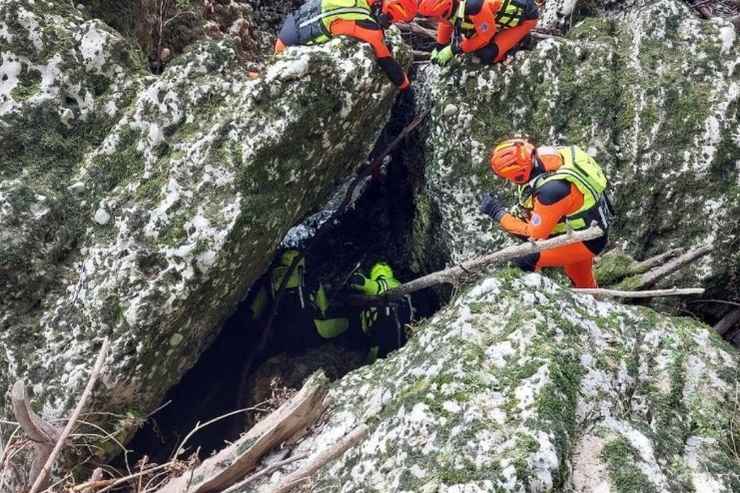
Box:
xmin=518 ymin=146 xmax=608 ymax=234
xmin=296 ymin=0 xmax=373 ymax=45
xmin=495 ymin=0 xmax=524 ymax=28
xmin=544 ymin=146 xmax=607 ymax=233
xmin=314 ymin=317 xmax=349 ymax=338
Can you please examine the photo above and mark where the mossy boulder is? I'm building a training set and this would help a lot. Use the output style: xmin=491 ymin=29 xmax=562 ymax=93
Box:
xmin=0 ymin=0 xmax=410 ymax=423
xmin=254 ymin=270 xmax=739 ymax=492
xmin=411 ymin=0 xmax=738 ymax=300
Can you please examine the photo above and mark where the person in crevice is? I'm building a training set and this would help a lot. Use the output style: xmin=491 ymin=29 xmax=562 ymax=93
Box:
xmin=418 ymin=0 xmax=539 ymax=65
xmin=348 ymin=261 xmax=415 ymax=361
xmin=248 ymin=249 xmax=350 ymax=354
xmin=275 ymin=0 xmax=418 ymax=90
xmin=480 ymin=138 xmax=613 ymax=288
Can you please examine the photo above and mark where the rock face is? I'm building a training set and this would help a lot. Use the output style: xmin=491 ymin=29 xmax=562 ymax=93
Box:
xmin=0 ymin=0 xmax=409 ymax=421
xmin=259 ymin=270 xmax=740 ymax=492
xmin=412 ymin=0 xmax=739 ymax=299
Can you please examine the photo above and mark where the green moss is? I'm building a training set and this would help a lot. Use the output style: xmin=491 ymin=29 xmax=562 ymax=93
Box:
xmin=602 ymin=438 xmax=658 ymax=493
xmin=596 ymin=252 xmax=636 ymax=286
xmin=10 ymin=65 xmax=42 ymax=101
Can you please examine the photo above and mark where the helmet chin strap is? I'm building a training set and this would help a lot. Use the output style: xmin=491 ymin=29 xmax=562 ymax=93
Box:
xmin=530 ymin=151 xmax=545 ymax=180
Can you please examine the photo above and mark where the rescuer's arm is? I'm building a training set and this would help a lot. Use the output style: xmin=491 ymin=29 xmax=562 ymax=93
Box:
xmin=499 ymin=181 xmax=576 ymax=239
xmin=460 ymin=0 xmax=498 ymax=52
xmin=436 ymin=18 xmax=454 ymax=47
xmin=331 ymin=19 xmax=410 ymax=89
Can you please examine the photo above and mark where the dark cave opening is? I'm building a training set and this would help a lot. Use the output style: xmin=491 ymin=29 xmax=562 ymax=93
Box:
xmin=118 ymin=93 xmax=441 ymax=467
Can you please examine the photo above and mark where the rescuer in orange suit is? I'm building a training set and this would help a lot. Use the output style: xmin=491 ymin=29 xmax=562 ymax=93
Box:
xmin=480 ymin=139 xmax=613 ymax=288
xmin=418 ymin=0 xmax=539 ymax=65
xmin=274 ymin=0 xmax=418 ymax=90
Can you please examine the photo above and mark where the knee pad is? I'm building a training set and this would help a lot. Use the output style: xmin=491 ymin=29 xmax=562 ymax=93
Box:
xmin=513 ymin=252 xmax=540 ymax=272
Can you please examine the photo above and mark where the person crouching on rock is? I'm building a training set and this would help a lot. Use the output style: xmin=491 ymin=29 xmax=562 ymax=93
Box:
xmin=274 ymin=0 xmax=418 ymax=90
xmin=480 ymin=139 xmax=613 ymax=288
xmin=418 ymin=0 xmax=538 ymax=65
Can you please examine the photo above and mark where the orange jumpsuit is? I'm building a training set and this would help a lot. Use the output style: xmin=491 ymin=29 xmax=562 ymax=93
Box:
xmin=498 ymin=149 xmax=605 ymax=288
xmin=435 ymin=0 xmax=538 ymax=63
xmin=275 ymin=18 xmax=409 ymax=89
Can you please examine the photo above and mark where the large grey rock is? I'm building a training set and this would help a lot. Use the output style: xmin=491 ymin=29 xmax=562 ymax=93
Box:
xmin=0 ymin=0 xmax=409 ymax=426
xmin=411 ymin=0 xmax=739 ymax=299
xmin=255 ymin=270 xmax=740 ymax=492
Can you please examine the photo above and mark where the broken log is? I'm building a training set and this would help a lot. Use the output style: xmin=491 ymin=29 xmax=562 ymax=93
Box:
xmin=715 ymin=308 xmax=740 ymax=337
xmin=267 ymin=425 xmax=369 ymax=493
xmin=572 ymin=287 xmax=705 ymax=298
xmin=631 ymin=244 xmax=713 ymax=289
xmin=155 ymin=372 xmax=329 ymax=493
xmin=352 ymin=225 xmax=603 ymax=303
xmin=29 ymin=337 xmax=110 ymax=493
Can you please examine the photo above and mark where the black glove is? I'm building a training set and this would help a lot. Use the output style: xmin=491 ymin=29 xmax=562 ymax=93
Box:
xmin=480 ymin=192 xmax=507 ymax=221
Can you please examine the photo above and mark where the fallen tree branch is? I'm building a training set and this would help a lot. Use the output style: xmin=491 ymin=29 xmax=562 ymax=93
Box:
xmin=221 ymin=454 xmax=308 ymax=493
xmin=29 ymin=337 xmax=110 ymax=493
xmin=572 ymin=287 xmax=705 ymax=298
xmin=349 ymin=225 xmax=603 ymax=304
xmin=155 ymin=372 xmax=329 ymax=493
xmin=267 ymin=425 xmax=369 ymax=493
xmin=631 ymin=244 xmax=713 ymax=289
xmin=629 ymin=247 xmax=683 ymax=275
xmin=688 ymin=299 xmax=740 ymax=308
xmin=398 ymin=22 xmax=436 ymax=39
xmin=715 ymin=308 xmax=740 ymax=337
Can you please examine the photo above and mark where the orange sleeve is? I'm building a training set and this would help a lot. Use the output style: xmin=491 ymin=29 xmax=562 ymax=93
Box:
xmin=330 ymin=19 xmax=392 ymax=58
xmin=499 ymin=186 xmax=584 ymax=240
xmin=436 ymin=19 xmax=454 ymax=45
xmin=460 ymin=0 xmax=498 ymax=53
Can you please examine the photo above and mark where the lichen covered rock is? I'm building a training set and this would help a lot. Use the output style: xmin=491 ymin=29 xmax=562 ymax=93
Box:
xmin=412 ymin=0 xmax=739 ymax=299
xmin=0 ymin=0 xmax=409 ymax=423
xmin=258 ymin=270 xmax=739 ymax=492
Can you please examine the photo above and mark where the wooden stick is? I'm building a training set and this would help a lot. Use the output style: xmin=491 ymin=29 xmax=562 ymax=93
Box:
xmin=363 ymin=225 xmax=604 ymax=302
xmin=688 ymin=299 xmax=740 ymax=308
xmin=715 ymin=308 xmax=740 ymax=337
xmin=28 ymin=337 xmax=110 ymax=493
xmin=572 ymin=287 xmax=705 ymax=298
xmin=221 ymin=454 xmax=309 ymax=493
xmin=633 ymin=244 xmax=713 ymax=288
xmin=398 ymin=22 xmax=436 ymax=39
xmin=155 ymin=373 xmax=329 ymax=493
xmin=629 ymin=248 xmax=683 ymax=275
xmin=77 ymin=462 xmax=173 ymax=493
xmin=267 ymin=425 xmax=369 ymax=493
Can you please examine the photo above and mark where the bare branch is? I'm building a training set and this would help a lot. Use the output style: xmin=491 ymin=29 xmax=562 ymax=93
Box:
xmin=398 ymin=22 xmax=436 ymax=39
xmin=629 ymin=248 xmax=683 ymax=275
xmin=155 ymin=372 xmax=329 ymax=493
xmin=267 ymin=425 xmax=369 ymax=493
xmin=28 ymin=337 xmax=110 ymax=493
xmin=359 ymin=225 xmax=604 ymax=303
xmin=715 ymin=308 xmax=740 ymax=337
xmin=572 ymin=287 xmax=705 ymax=298
xmin=632 ymin=244 xmax=714 ymax=289
xmin=221 ymin=454 xmax=308 ymax=493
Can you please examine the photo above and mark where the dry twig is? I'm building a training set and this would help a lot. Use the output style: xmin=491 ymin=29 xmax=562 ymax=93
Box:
xmin=29 ymin=337 xmax=110 ymax=493
xmin=572 ymin=287 xmax=705 ymax=298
